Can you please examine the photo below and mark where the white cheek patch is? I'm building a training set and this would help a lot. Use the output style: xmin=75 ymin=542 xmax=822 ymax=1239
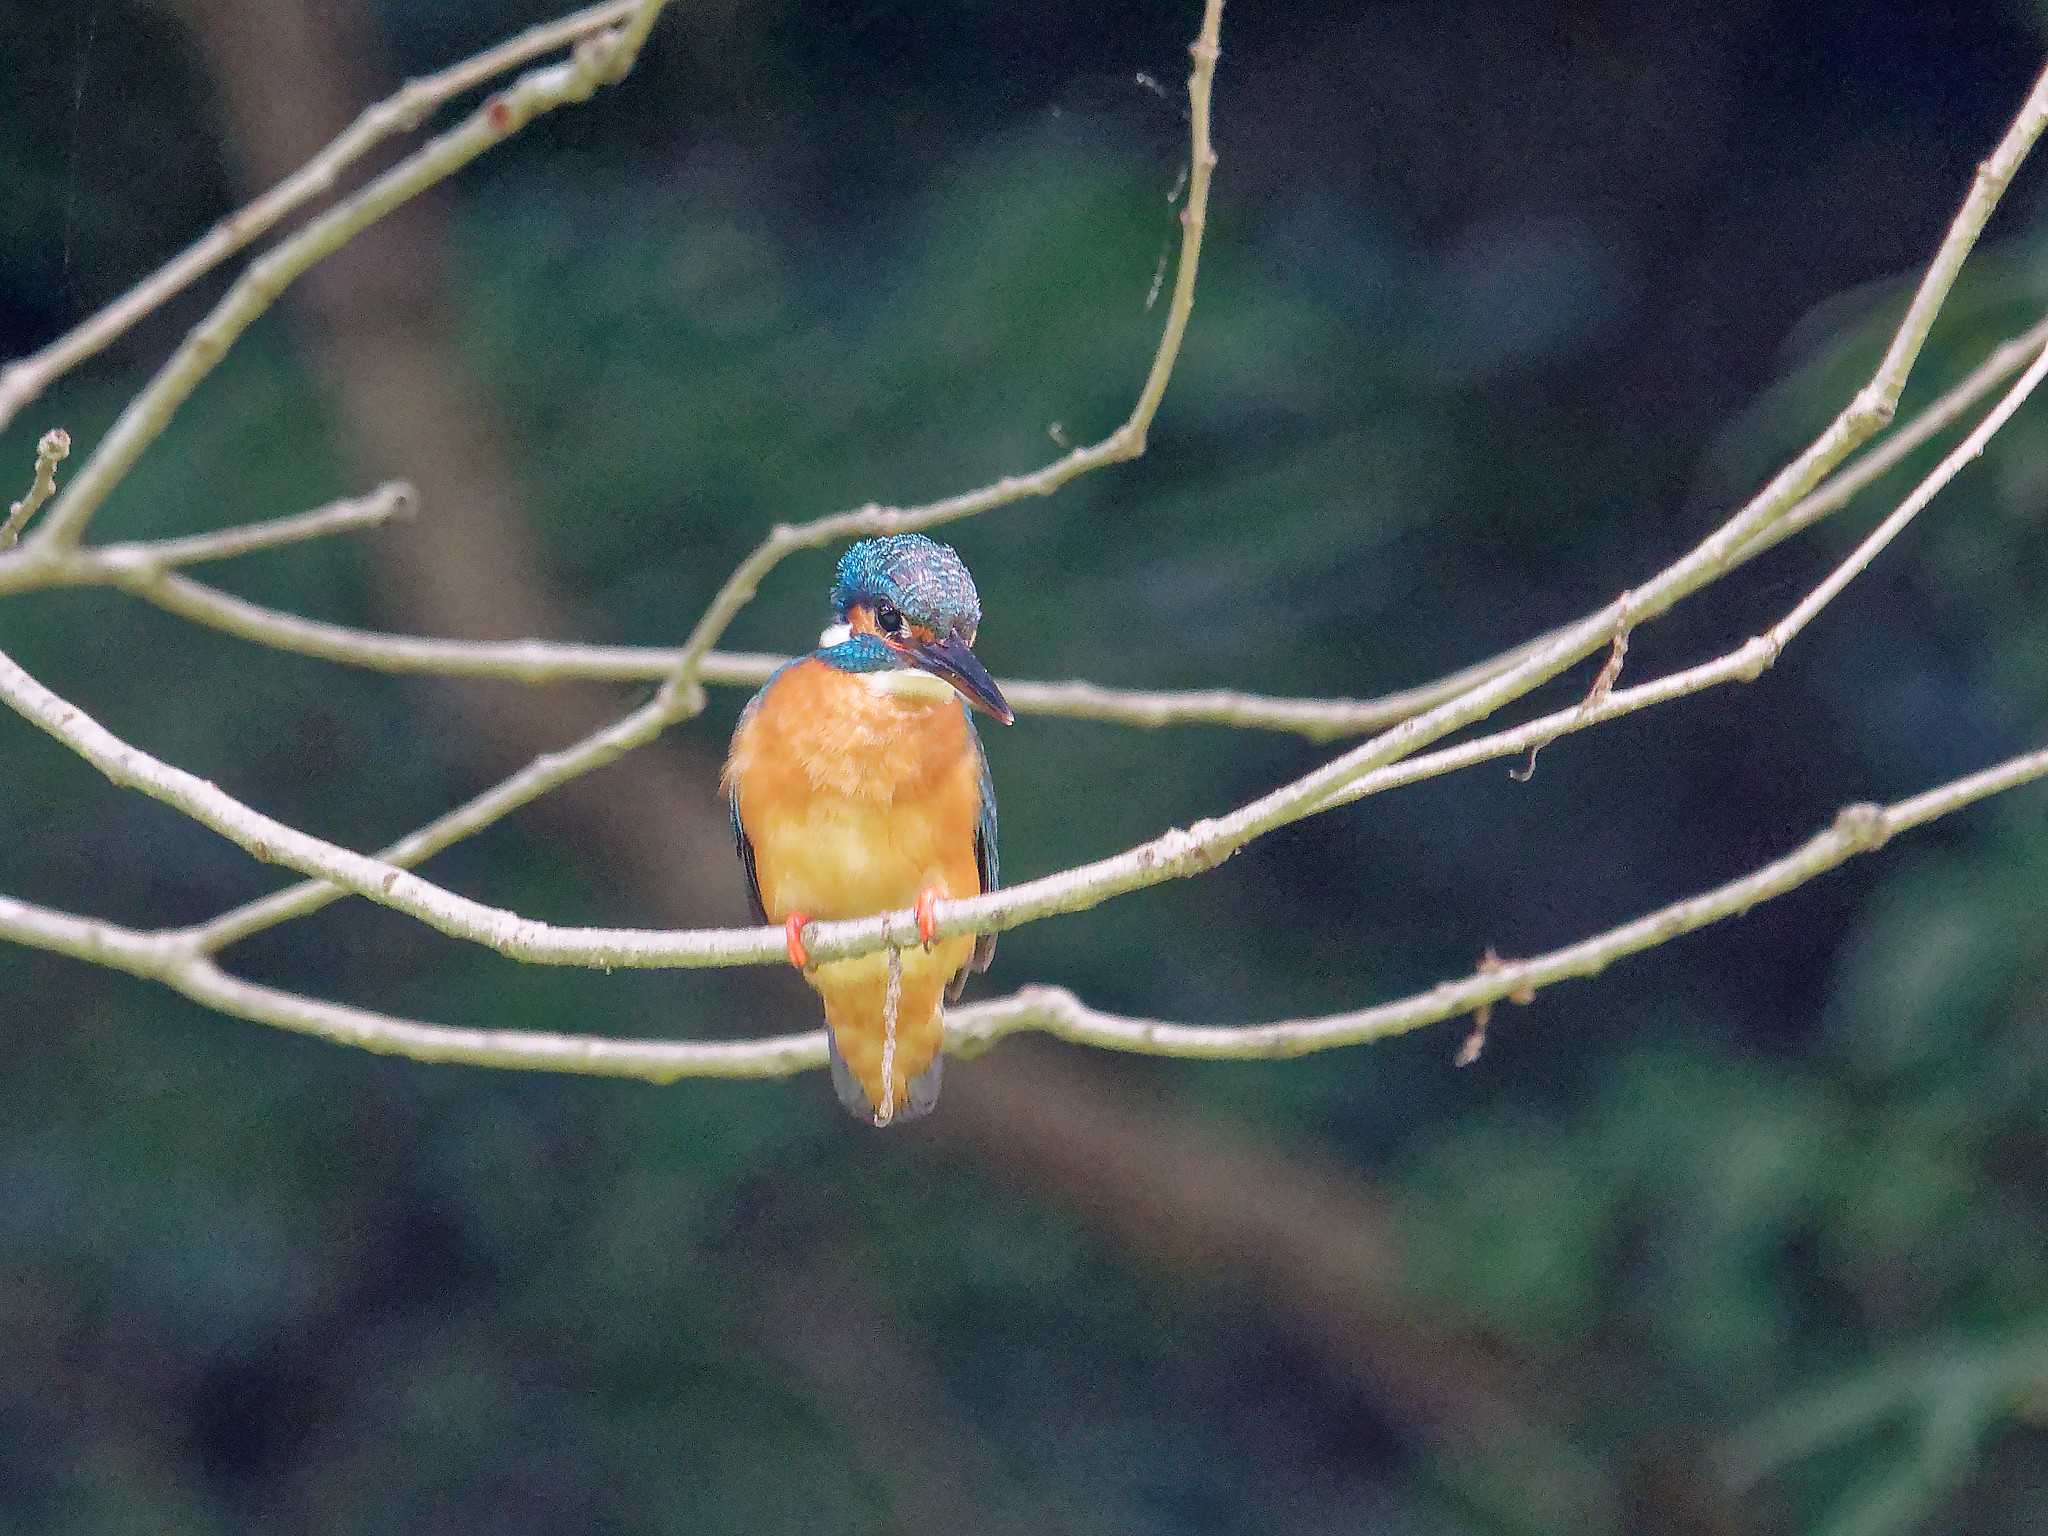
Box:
xmin=817 ymin=623 xmax=852 ymax=647
xmin=860 ymin=668 xmax=956 ymax=702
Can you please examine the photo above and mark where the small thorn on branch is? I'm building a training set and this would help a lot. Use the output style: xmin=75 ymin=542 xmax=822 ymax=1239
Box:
xmin=1511 ymin=591 xmax=1634 ymax=783
xmin=1584 ymin=596 xmax=1633 ymax=707
xmin=1 ymin=428 xmax=71 ymax=552
xmin=1457 ymin=947 xmax=1535 ymax=1065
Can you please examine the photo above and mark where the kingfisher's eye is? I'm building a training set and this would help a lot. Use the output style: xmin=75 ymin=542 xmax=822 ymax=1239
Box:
xmin=875 ymin=603 xmax=904 ymax=635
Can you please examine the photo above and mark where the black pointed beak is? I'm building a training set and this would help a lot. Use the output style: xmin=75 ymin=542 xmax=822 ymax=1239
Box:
xmin=909 ymin=628 xmax=1014 ymax=724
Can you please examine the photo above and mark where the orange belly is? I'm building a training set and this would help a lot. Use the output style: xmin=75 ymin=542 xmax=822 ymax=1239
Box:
xmin=725 ymin=659 xmax=986 ymax=1117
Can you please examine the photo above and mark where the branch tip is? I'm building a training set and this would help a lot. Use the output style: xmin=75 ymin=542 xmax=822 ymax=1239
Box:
xmin=1 ymin=427 xmax=73 ymax=551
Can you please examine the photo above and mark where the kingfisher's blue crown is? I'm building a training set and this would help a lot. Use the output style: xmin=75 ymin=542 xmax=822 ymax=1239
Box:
xmin=831 ymin=534 xmax=982 ymax=636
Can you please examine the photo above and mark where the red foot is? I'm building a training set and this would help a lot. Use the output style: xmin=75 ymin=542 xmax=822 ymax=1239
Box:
xmin=783 ymin=911 xmax=812 ymax=970
xmin=915 ymin=888 xmax=940 ymax=950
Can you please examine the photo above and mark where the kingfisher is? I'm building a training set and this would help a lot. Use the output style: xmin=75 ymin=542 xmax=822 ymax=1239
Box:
xmin=722 ymin=534 xmax=1011 ymax=1125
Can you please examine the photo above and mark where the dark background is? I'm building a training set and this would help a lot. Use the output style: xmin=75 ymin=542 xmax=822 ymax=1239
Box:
xmin=2 ymin=1 xmax=2047 ymax=1531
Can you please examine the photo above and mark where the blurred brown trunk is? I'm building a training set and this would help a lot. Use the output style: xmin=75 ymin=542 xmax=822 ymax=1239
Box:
xmin=173 ymin=0 xmax=1597 ymax=1500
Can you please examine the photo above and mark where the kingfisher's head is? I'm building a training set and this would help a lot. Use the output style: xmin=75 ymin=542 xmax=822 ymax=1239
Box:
xmin=820 ymin=534 xmax=1012 ymax=724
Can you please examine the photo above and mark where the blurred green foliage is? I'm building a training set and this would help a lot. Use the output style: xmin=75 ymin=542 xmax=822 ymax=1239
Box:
xmin=2 ymin=2 xmax=2047 ymax=1533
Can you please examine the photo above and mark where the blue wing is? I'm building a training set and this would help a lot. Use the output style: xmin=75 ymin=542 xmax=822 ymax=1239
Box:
xmin=728 ymin=684 xmax=770 ymax=925
xmin=948 ymin=706 xmax=999 ymax=1002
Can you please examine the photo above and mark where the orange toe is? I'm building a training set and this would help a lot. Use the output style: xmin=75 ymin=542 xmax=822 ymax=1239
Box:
xmin=784 ymin=911 xmax=812 ymax=969
xmin=915 ymin=887 xmax=940 ymax=950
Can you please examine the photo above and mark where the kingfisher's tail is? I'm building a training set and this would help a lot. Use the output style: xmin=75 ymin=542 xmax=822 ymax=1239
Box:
xmin=815 ymin=949 xmax=955 ymax=1126
xmin=827 ymin=1028 xmax=942 ymax=1124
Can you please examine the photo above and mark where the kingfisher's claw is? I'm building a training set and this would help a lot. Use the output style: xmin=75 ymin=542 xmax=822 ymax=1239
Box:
xmin=915 ymin=888 xmax=940 ymax=950
xmin=784 ymin=911 xmax=812 ymax=969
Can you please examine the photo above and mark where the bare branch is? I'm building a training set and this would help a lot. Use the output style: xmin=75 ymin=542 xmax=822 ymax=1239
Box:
xmin=169 ymin=0 xmax=1233 ymax=957
xmin=3 ymin=313 xmax=2034 ymax=981
xmin=1319 ymin=331 xmax=2048 ymax=809
xmin=7 ymin=259 xmax=2045 ymax=985
xmin=1747 ymin=314 xmax=2048 ymax=556
xmin=948 ymin=745 xmax=2048 ymax=1063
xmin=5 ymin=743 xmax=2041 ymax=1080
xmin=0 ymin=0 xmax=1236 ymax=974
xmin=0 ymin=0 xmax=1229 ymax=990
xmin=91 ymin=482 xmax=413 ymax=574
xmin=0 ymin=892 xmax=826 ymax=1081
xmin=21 ymin=0 xmax=674 ymax=549
xmin=1768 ymin=337 xmax=2048 ymax=650
xmin=0 ymin=1 xmax=644 ymax=432
xmin=3 ymin=302 xmax=2039 ymax=731
xmin=113 ymin=571 xmax=1556 ymax=738
xmin=188 ymin=691 xmax=681 ymax=953
xmin=0 ymin=429 xmax=71 ymax=551
xmin=1 ymin=0 xmax=2044 ymax=1103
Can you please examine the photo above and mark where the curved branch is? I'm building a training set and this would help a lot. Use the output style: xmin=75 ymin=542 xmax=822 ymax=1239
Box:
xmin=21 ymin=0 xmax=674 ymax=549
xmin=4 ymin=36 xmax=2034 ymax=989
xmin=646 ymin=0 xmax=1226 ymax=722
xmin=5 ymin=743 xmax=2041 ymax=1079
xmin=962 ymin=743 xmax=2048 ymax=1062
xmin=0 ymin=1 xmax=645 ymax=433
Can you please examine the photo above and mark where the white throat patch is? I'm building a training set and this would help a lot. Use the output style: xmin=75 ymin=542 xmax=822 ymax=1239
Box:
xmin=859 ymin=667 xmax=957 ymax=702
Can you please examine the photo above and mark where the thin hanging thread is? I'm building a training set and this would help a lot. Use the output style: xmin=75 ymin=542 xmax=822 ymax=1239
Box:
xmin=875 ymin=946 xmax=902 ymax=1127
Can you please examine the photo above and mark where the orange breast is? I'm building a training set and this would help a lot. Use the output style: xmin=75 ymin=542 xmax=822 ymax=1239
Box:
xmin=723 ymin=659 xmax=987 ymax=1117
xmin=724 ymin=659 xmax=985 ymax=923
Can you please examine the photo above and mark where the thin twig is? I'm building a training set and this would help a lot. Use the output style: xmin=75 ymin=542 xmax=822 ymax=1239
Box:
xmin=100 ymin=571 xmax=1518 ymax=738
xmin=0 ymin=0 xmax=1232 ymax=973
xmin=0 ymin=429 xmax=71 ymax=551
xmin=645 ymin=0 xmax=1227 ymax=721
xmin=91 ymin=482 xmax=413 ymax=575
xmin=22 ymin=0 xmax=674 ymax=549
xmin=944 ymin=745 xmax=2048 ymax=1063
xmin=12 ymin=39 xmax=2031 ymax=987
xmin=1748 ymin=314 xmax=2048 ymax=556
xmin=15 ymin=225 xmax=2034 ymax=979
xmin=1767 ymin=338 xmax=2048 ymax=651
xmin=1318 ymin=335 xmax=2048 ymax=809
xmin=0 ymin=483 xmax=415 ymax=593
xmin=1510 ymin=592 xmax=1632 ymax=781
xmin=0 ymin=1 xmax=643 ymax=433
